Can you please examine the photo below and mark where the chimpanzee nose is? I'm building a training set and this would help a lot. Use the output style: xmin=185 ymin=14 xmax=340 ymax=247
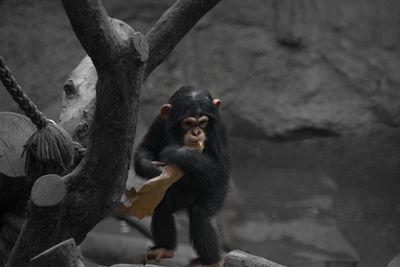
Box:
xmin=192 ymin=127 xmax=201 ymax=136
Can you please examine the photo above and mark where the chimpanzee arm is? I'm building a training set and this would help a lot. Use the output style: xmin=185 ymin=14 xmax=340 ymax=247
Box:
xmin=134 ymin=149 xmax=162 ymax=179
xmin=134 ymin=116 xmax=167 ymax=179
xmin=160 ymin=146 xmax=229 ymax=188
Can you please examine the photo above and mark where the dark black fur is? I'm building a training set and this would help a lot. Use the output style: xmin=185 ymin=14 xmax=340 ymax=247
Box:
xmin=134 ymin=86 xmax=230 ymax=265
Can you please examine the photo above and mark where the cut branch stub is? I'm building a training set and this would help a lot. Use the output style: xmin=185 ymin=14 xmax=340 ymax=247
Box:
xmin=6 ymin=174 xmax=66 ymax=267
xmin=31 ymin=174 xmax=67 ymax=207
xmin=131 ymin=32 xmax=149 ymax=62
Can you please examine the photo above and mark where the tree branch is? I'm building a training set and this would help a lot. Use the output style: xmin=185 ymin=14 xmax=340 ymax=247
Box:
xmin=144 ymin=0 xmax=221 ymax=78
xmin=7 ymin=1 xmax=148 ymax=265
xmin=56 ymin=0 xmax=148 ymax=244
xmin=60 ymin=0 xmax=223 ymax=143
xmin=6 ymin=0 xmax=221 ymax=264
xmin=61 ymin=0 xmax=121 ymax=69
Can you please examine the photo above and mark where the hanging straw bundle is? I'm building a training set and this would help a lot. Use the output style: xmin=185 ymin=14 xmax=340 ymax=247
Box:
xmin=0 ymin=56 xmax=74 ymax=183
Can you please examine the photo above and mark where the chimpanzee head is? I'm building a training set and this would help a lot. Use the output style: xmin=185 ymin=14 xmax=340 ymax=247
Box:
xmin=160 ymin=86 xmax=225 ymax=152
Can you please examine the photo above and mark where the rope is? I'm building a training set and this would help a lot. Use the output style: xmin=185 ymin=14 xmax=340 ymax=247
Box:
xmin=0 ymin=56 xmax=47 ymax=129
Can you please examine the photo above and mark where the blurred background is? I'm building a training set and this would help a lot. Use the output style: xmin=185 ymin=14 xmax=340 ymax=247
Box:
xmin=1 ymin=0 xmax=400 ymax=266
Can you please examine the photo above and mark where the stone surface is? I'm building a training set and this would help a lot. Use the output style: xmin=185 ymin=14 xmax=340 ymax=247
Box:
xmin=1 ymin=0 xmax=400 ymax=139
xmin=139 ymin=0 xmax=400 ymax=139
xmin=1 ymin=2 xmax=399 ymax=267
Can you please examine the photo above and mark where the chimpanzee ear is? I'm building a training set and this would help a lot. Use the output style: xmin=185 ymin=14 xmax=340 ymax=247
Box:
xmin=160 ymin=104 xmax=172 ymax=118
xmin=213 ymin=99 xmax=221 ymax=108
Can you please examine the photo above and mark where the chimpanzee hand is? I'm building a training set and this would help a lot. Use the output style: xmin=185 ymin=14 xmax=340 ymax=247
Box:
xmin=151 ymin=161 xmax=167 ymax=168
xmin=139 ymin=159 xmax=164 ymax=178
xmin=134 ymin=87 xmax=229 ymax=265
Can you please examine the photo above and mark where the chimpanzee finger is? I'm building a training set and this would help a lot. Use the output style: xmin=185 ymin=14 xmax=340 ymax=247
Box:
xmin=152 ymin=161 xmax=167 ymax=167
xmin=155 ymin=252 xmax=163 ymax=262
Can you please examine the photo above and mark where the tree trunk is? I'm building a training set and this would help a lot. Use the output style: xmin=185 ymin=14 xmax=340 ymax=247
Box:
xmin=5 ymin=0 xmax=222 ymax=266
xmin=59 ymin=0 xmax=222 ymax=145
xmin=7 ymin=175 xmax=67 ymax=267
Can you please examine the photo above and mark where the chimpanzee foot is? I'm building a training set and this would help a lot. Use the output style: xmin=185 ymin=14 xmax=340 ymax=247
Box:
xmin=141 ymin=248 xmax=174 ymax=264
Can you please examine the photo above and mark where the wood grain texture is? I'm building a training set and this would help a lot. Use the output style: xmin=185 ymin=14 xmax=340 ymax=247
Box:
xmin=6 ymin=0 xmax=220 ymax=265
xmin=0 ymin=112 xmax=35 ymax=177
xmin=6 ymin=174 xmax=66 ymax=267
xmin=224 ymin=250 xmax=287 ymax=267
xmin=30 ymin=238 xmax=84 ymax=267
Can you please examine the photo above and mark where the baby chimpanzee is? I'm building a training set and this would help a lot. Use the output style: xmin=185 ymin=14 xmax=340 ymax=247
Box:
xmin=134 ymin=86 xmax=230 ymax=266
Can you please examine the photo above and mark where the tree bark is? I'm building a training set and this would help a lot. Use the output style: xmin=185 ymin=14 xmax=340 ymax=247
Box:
xmin=29 ymin=239 xmax=85 ymax=267
xmin=55 ymin=0 xmax=147 ymax=245
xmin=59 ymin=0 xmax=222 ymax=143
xmin=6 ymin=174 xmax=67 ymax=267
xmin=224 ymin=250 xmax=287 ymax=267
xmin=6 ymin=0 xmax=221 ymax=266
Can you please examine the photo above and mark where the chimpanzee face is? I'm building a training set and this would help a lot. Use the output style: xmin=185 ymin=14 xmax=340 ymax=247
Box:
xmin=180 ymin=115 xmax=209 ymax=147
xmin=159 ymin=87 xmax=221 ymax=149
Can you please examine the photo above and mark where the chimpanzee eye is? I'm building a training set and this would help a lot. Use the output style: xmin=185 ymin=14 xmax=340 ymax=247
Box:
xmin=184 ymin=121 xmax=194 ymax=128
xmin=198 ymin=117 xmax=209 ymax=129
xmin=181 ymin=119 xmax=195 ymax=130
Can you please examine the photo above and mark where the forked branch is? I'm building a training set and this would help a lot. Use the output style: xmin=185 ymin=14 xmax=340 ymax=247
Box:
xmin=6 ymin=0 xmax=221 ymax=265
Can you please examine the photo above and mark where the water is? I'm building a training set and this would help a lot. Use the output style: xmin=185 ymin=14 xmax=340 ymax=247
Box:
xmin=226 ymin=130 xmax=400 ymax=267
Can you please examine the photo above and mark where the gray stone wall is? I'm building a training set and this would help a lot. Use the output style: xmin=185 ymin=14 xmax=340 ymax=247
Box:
xmin=140 ymin=0 xmax=400 ymax=139
xmin=1 ymin=0 xmax=400 ymax=139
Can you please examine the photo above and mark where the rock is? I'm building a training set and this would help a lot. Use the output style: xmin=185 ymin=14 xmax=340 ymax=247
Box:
xmin=140 ymin=0 xmax=400 ymax=139
xmin=1 ymin=0 xmax=400 ymax=140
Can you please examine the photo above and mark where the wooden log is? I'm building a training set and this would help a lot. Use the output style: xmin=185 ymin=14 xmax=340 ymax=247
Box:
xmin=224 ymin=250 xmax=287 ymax=267
xmin=6 ymin=174 xmax=66 ymax=267
xmin=30 ymin=238 xmax=85 ymax=267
